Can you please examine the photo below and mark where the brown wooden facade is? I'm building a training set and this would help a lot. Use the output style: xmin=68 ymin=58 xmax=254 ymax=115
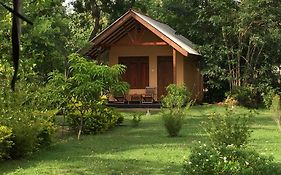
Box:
xmin=81 ymin=10 xmax=204 ymax=102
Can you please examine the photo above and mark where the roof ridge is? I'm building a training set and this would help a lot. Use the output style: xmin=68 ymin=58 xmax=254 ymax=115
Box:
xmin=130 ymin=9 xmax=168 ymax=27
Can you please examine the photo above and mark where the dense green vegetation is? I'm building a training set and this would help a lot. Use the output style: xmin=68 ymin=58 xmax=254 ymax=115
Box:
xmin=1 ymin=0 xmax=281 ymax=174
xmin=0 ymin=106 xmax=280 ymax=174
xmin=1 ymin=0 xmax=280 ymax=102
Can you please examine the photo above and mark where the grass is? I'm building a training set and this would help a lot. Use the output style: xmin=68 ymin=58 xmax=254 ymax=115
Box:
xmin=0 ymin=105 xmax=281 ymax=174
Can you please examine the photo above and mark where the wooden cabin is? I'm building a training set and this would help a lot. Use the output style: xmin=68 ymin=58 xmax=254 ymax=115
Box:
xmin=80 ymin=9 xmax=203 ymax=103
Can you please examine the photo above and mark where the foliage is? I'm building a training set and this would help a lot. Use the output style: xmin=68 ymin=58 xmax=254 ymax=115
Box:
xmin=270 ymin=94 xmax=281 ymax=131
xmin=161 ymin=84 xmax=192 ymax=137
xmin=162 ymin=84 xmax=191 ymax=110
xmin=0 ymin=125 xmax=13 ymax=160
xmin=72 ymin=0 xmax=140 ymax=40
xmin=263 ymin=86 xmax=280 ymax=109
xmin=162 ymin=111 xmax=185 ymax=137
xmin=7 ymin=111 xmax=55 ymax=159
xmin=0 ymin=0 xmax=96 ymax=83
xmin=183 ymin=144 xmax=281 ymax=175
xmin=131 ymin=113 xmax=142 ymax=127
xmin=68 ymin=105 xmax=123 ymax=135
xmin=48 ymin=53 xmax=127 ymax=139
xmin=0 ymin=83 xmax=56 ymax=159
xmin=111 ymin=81 xmax=130 ymax=96
xmin=204 ymin=109 xmax=252 ymax=148
xmin=229 ymin=86 xmax=261 ymax=108
xmin=157 ymin=0 xmax=281 ymax=102
xmin=183 ymin=109 xmax=280 ymax=175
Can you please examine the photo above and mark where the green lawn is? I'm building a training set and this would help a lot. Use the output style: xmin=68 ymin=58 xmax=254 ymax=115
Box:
xmin=0 ymin=105 xmax=281 ymax=175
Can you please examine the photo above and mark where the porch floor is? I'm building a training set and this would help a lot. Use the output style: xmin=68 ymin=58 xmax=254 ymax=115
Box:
xmin=106 ymin=102 xmax=161 ymax=108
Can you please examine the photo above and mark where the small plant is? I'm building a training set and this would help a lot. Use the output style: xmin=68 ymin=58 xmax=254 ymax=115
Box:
xmin=162 ymin=110 xmax=185 ymax=137
xmin=161 ymin=84 xmax=192 ymax=137
xmin=162 ymin=84 xmax=191 ymax=110
xmin=131 ymin=113 xmax=142 ymax=127
xmin=270 ymin=94 xmax=281 ymax=131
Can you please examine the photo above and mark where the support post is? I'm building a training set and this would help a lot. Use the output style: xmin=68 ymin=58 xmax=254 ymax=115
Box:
xmin=173 ymin=49 xmax=177 ymax=84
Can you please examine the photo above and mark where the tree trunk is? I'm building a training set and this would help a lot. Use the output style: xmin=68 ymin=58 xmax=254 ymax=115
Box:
xmin=222 ymin=28 xmax=234 ymax=91
xmin=88 ymin=0 xmax=101 ymax=41
xmin=11 ymin=0 xmax=22 ymax=91
xmin=77 ymin=114 xmax=84 ymax=140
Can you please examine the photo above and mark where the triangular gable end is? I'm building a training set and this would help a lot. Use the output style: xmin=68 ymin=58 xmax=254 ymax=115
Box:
xmin=80 ymin=9 xmax=200 ymax=58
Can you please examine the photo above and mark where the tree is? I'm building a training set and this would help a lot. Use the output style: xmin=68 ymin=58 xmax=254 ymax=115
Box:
xmin=0 ymin=0 xmax=75 ymax=82
xmin=72 ymin=0 xmax=139 ymax=40
xmin=157 ymin=0 xmax=281 ymax=101
xmin=48 ymin=54 xmax=128 ymax=139
xmin=0 ymin=0 xmax=33 ymax=90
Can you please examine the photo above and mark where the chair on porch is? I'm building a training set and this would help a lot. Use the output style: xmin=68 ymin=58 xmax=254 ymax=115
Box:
xmin=129 ymin=94 xmax=142 ymax=104
xmin=142 ymin=87 xmax=156 ymax=104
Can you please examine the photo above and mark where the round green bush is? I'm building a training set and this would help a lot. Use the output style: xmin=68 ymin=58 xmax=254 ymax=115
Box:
xmin=183 ymin=144 xmax=281 ymax=175
xmin=229 ymin=86 xmax=261 ymax=108
xmin=204 ymin=110 xmax=252 ymax=148
xmin=68 ymin=106 xmax=123 ymax=134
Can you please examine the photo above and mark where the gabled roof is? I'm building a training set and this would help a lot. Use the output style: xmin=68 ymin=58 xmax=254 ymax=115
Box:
xmin=80 ymin=9 xmax=200 ymax=58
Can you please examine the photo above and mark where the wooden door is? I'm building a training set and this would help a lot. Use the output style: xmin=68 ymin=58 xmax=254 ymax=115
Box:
xmin=119 ymin=57 xmax=149 ymax=89
xmin=157 ymin=56 xmax=173 ymax=100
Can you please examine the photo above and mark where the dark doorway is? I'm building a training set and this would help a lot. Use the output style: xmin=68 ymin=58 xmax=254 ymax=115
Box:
xmin=157 ymin=56 xmax=173 ymax=100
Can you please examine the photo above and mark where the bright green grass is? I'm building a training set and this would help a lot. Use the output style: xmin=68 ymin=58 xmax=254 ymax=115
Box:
xmin=0 ymin=105 xmax=280 ymax=175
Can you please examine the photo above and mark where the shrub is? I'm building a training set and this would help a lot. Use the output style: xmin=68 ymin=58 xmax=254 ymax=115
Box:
xmin=162 ymin=84 xmax=191 ymax=109
xmin=47 ymin=53 xmax=128 ymax=139
xmin=161 ymin=84 xmax=192 ymax=137
xmin=162 ymin=110 xmax=185 ymax=137
xmin=131 ymin=113 xmax=142 ymax=127
xmin=229 ymin=86 xmax=261 ymax=108
xmin=68 ymin=106 xmax=123 ymax=135
xmin=0 ymin=125 xmax=13 ymax=160
xmin=183 ymin=144 xmax=281 ymax=175
xmin=5 ymin=111 xmax=56 ymax=159
xmin=204 ymin=110 xmax=252 ymax=148
xmin=0 ymin=87 xmax=56 ymax=159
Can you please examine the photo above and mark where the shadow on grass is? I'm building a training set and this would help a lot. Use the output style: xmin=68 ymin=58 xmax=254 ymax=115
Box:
xmin=0 ymin=115 xmax=205 ymax=174
xmin=1 ymin=106 xmax=279 ymax=174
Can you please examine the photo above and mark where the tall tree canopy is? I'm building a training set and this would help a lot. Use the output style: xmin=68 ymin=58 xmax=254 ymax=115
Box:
xmin=153 ymin=0 xmax=281 ymax=101
xmin=71 ymin=0 xmax=149 ymax=39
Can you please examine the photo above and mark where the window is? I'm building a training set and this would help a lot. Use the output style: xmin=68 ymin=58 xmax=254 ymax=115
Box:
xmin=119 ymin=56 xmax=149 ymax=89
